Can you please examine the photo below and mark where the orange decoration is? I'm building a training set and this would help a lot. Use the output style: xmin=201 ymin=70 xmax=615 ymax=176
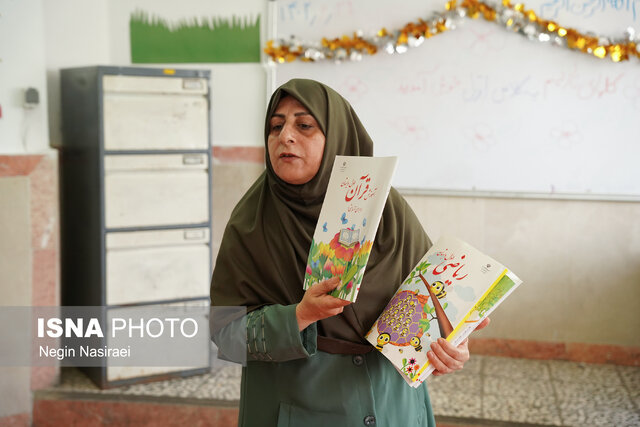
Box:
xmin=526 ymin=10 xmax=537 ymax=22
xmin=263 ymin=0 xmax=637 ymax=63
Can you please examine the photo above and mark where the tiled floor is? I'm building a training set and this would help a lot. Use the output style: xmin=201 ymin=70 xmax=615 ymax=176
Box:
xmin=51 ymin=355 xmax=640 ymax=427
xmin=428 ymin=356 xmax=640 ymax=426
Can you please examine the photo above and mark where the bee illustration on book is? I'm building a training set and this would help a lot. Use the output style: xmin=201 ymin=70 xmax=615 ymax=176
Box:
xmin=430 ymin=281 xmax=447 ymax=299
xmin=376 ymin=333 xmax=390 ymax=350
xmin=370 ymin=290 xmax=432 ymax=353
xmin=411 ymin=332 xmax=432 ymax=352
xmin=410 ymin=336 xmax=423 ymax=352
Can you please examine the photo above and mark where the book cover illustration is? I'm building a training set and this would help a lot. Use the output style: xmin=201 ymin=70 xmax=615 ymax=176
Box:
xmin=446 ymin=271 xmax=521 ymax=349
xmin=365 ymin=236 xmax=522 ymax=387
xmin=303 ymin=155 xmax=398 ymax=302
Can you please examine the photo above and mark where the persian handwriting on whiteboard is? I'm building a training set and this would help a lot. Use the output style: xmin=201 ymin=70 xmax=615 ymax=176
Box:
xmin=279 ymin=1 xmax=331 ymax=26
xmin=539 ymin=0 xmax=639 ymax=21
xmin=392 ymin=69 xmax=635 ymax=105
xmin=278 ymin=0 xmax=356 ymax=26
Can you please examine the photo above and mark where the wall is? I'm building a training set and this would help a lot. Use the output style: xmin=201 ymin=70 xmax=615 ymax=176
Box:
xmin=0 ymin=174 xmax=32 ymax=421
xmin=405 ymin=195 xmax=640 ymax=348
xmin=0 ymin=0 xmax=49 ymax=153
xmin=0 ymin=0 xmax=58 ymax=422
xmin=43 ymin=0 xmax=111 ymax=147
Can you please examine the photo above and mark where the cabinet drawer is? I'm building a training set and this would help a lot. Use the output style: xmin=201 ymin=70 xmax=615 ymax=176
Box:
xmin=106 ymin=234 xmax=210 ymax=305
xmin=104 ymin=153 xmax=207 ymax=171
xmin=103 ymin=93 xmax=208 ymax=151
xmin=106 ymin=366 xmax=190 ymax=382
xmin=104 ymin=156 xmax=209 ymax=228
xmin=103 ymin=75 xmax=208 ymax=95
xmin=106 ymin=227 xmax=210 ymax=249
xmin=105 ymin=301 xmax=209 ymax=382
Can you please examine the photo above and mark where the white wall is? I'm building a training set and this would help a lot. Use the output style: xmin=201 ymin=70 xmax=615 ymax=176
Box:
xmin=43 ymin=0 xmax=111 ymax=147
xmin=406 ymin=195 xmax=640 ymax=347
xmin=0 ymin=0 xmax=49 ymax=154
xmin=41 ymin=0 xmax=267 ymax=149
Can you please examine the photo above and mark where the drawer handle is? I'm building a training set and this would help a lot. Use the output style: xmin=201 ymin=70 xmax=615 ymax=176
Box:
xmin=183 ymin=79 xmax=203 ymax=90
xmin=184 ymin=229 xmax=206 ymax=240
xmin=183 ymin=154 xmax=205 ymax=165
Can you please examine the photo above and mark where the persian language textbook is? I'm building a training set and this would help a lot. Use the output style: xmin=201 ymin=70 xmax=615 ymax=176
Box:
xmin=303 ymin=155 xmax=398 ymax=302
xmin=365 ymin=236 xmax=523 ymax=387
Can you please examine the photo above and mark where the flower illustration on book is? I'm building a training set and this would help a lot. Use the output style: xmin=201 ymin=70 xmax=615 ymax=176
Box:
xmin=400 ymin=358 xmax=419 ymax=379
xmin=330 ymin=232 xmax=360 ymax=262
xmin=304 ymin=231 xmax=374 ymax=300
xmin=324 ymin=259 xmax=345 ymax=277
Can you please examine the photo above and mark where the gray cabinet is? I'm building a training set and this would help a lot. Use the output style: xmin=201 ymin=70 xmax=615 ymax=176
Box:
xmin=58 ymin=66 xmax=212 ymax=388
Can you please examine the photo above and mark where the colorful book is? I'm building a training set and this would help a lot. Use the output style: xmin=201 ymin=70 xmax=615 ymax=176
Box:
xmin=303 ymin=155 xmax=398 ymax=302
xmin=365 ymin=236 xmax=523 ymax=387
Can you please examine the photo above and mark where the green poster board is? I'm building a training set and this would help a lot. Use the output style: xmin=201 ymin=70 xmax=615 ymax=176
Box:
xmin=130 ymin=11 xmax=260 ymax=63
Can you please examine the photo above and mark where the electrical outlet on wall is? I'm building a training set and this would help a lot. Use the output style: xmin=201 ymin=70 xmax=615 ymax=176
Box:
xmin=24 ymin=87 xmax=39 ymax=109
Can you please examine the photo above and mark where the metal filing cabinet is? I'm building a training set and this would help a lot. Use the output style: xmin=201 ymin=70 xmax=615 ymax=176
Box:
xmin=57 ymin=66 xmax=212 ymax=388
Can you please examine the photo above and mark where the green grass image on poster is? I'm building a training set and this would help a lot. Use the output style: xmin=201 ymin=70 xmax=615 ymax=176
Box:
xmin=130 ymin=10 xmax=261 ymax=63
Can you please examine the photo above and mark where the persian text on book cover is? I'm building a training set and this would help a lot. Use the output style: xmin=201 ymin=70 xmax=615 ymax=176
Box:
xmin=365 ymin=236 xmax=507 ymax=383
xmin=303 ymin=155 xmax=398 ymax=302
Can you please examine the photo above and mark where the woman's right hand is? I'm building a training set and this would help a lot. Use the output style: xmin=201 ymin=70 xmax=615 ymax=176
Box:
xmin=296 ymin=277 xmax=352 ymax=331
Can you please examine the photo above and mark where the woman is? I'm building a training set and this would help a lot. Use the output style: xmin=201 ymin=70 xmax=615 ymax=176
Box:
xmin=210 ymin=79 xmax=488 ymax=426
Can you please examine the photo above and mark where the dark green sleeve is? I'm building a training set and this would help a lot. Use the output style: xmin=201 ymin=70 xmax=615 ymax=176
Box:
xmin=246 ymin=304 xmax=317 ymax=361
xmin=213 ymin=304 xmax=317 ymax=363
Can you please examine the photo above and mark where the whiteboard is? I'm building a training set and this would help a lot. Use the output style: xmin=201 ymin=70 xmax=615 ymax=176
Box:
xmin=270 ymin=0 xmax=640 ymax=200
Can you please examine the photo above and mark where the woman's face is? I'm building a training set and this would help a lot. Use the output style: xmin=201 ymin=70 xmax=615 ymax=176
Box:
xmin=267 ymin=96 xmax=326 ymax=185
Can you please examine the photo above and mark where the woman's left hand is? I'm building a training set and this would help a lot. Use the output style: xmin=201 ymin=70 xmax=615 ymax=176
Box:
xmin=427 ymin=317 xmax=490 ymax=376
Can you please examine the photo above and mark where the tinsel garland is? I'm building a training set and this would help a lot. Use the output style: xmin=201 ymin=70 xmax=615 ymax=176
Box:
xmin=264 ymin=0 xmax=639 ymax=64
